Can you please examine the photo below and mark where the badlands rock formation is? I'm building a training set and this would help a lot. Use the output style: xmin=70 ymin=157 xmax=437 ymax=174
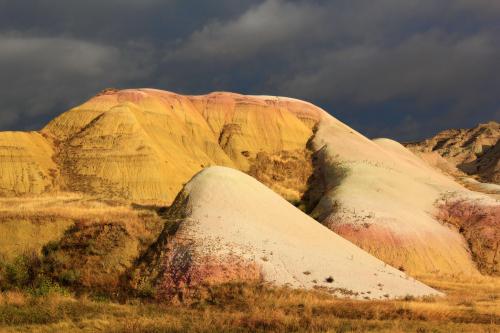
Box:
xmin=406 ymin=121 xmax=500 ymax=184
xmin=39 ymin=89 xmax=322 ymax=204
xmin=133 ymin=167 xmax=440 ymax=300
xmin=0 ymin=88 xmax=498 ymax=279
xmin=306 ymin=118 xmax=498 ymax=276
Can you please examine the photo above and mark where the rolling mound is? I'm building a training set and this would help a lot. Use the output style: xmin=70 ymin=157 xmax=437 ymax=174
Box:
xmin=406 ymin=121 xmax=500 ymax=184
xmin=0 ymin=88 xmax=498 ymax=279
xmin=132 ymin=166 xmax=440 ymax=300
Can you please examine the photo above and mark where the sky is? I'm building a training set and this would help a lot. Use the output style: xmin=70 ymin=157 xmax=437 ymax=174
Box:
xmin=0 ymin=0 xmax=499 ymax=141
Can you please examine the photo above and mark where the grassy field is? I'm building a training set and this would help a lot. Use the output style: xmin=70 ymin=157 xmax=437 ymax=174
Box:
xmin=0 ymin=195 xmax=498 ymax=332
xmin=0 ymin=276 xmax=498 ymax=333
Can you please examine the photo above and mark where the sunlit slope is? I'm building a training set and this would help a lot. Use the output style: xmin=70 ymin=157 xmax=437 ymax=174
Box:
xmin=134 ymin=166 xmax=440 ymax=300
xmin=189 ymin=92 xmax=322 ymax=169
xmin=41 ymin=89 xmax=322 ymax=203
xmin=309 ymin=117 xmax=490 ymax=276
xmin=0 ymin=132 xmax=57 ymax=195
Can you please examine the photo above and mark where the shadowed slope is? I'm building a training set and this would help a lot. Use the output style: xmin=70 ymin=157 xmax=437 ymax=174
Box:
xmin=406 ymin=121 xmax=500 ymax=184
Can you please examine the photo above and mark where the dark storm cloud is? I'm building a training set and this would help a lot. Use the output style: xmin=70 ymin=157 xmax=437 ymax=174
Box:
xmin=0 ymin=0 xmax=259 ymax=42
xmin=0 ymin=0 xmax=499 ymax=139
xmin=0 ymin=33 xmax=154 ymax=129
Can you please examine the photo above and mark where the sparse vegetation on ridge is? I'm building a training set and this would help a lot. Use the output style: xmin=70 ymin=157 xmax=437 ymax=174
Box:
xmin=435 ymin=197 xmax=500 ymax=275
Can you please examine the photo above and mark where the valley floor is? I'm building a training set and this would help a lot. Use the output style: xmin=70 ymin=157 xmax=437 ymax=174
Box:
xmin=0 ymin=277 xmax=498 ymax=333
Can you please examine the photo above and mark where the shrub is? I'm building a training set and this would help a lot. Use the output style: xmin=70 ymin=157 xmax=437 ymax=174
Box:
xmin=0 ymin=252 xmax=68 ymax=297
xmin=41 ymin=241 xmax=60 ymax=256
xmin=0 ymin=253 xmax=41 ymax=290
xmin=58 ymin=269 xmax=80 ymax=286
xmin=28 ymin=276 xmax=67 ymax=297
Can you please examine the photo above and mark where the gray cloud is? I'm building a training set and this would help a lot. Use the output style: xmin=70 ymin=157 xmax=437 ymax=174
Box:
xmin=165 ymin=0 xmax=500 ymax=138
xmin=172 ymin=0 xmax=323 ymax=60
xmin=0 ymin=34 xmax=152 ymax=129
xmin=0 ymin=0 xmax=498 ymax=139
xmin=282 ymin=31 xmax=500 ymax=104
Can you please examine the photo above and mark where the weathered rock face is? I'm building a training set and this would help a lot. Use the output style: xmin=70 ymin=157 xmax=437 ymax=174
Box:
xmin=0 ymin=88 xmax=498 ymax=280
xmin=132 ymin=166 xmax=440 ymax=300
xmin=405 ymin=121 xmax=500 ymax=184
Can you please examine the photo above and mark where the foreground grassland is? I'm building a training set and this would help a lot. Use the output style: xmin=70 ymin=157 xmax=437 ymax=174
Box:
xmin=0 ymin=276 xmax=498 ymax=333
xmin=0 ymin=195 xmax=499 ymax=332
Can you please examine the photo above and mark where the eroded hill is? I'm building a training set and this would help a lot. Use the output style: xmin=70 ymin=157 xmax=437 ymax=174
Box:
xmin=132 ymin=167 xmax=439 ymax=300
xmin=0 ymin=88 xmax=498 ymax=285
xmin=39 ymin=89 xmax=324 ymax=204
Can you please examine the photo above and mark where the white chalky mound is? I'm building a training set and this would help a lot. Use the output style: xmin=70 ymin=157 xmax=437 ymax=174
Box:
xmin=163 ymin=166 xmax=441 ymax=299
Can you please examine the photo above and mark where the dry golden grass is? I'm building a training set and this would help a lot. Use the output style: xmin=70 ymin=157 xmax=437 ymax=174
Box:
xmin=0 ymin=193 xmax=140 ymax=223
xmin=0 ymin=195 xmax=165 ymax=298
xmin=0 ymin=292 xmax=26 ymax=307
xmin=248 ymin=149 xmax=313 ymax=202
xmin=0 ymin=276 xmax=498 ymax=332
xmin=0 ymin=194 xmax=162 ymax=262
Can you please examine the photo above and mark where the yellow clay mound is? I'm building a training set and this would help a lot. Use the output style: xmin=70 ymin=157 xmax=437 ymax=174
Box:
xmin=0 ymin=132 xmax=57 ymax=195
xmin=39 ymin=89 xmax=323 ymax=203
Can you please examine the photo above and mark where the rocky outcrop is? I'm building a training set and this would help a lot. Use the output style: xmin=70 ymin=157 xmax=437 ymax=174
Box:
xmin=405 ymin=121 xmax=500 ymax=184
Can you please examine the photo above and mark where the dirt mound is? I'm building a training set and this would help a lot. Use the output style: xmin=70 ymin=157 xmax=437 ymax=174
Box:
xmin=303 ymin=119 xmax=490 ymax=277
xmin=435 ymin=195 xmax=499 ymax=276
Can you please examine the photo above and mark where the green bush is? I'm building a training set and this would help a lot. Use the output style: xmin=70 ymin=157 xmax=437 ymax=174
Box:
xmin=0 ymin=252 xmax=68 ymax=296
xmin=41 ymin=241 xmax=60 ymax=256
xmin=58 ymin=269 xmax=80 ymax=286
xmin=28 ymin=276 xmax=67 ymax=297
xmin=0 ymin=254 xmax=40 ymax=290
